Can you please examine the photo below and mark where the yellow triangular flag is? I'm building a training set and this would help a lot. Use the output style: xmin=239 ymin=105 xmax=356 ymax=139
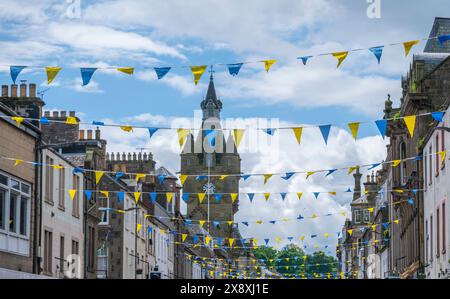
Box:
xmin=403 ymin=40 xmax=420 ymax=56
xmin=348 ymin=166 xmax=358 ymax=174
xmin=228 ymin=238 xmax=235 ymax=247
xmin=45 ymin=66 xmax=62 ymax=85
xmin=117 ymin=67 xmax=134 ymax=75
xmin=296 ymin=192 xmax=303 ymax=200
xmin=179 ymin=174 xmax=188 ymax=186
xmin=347 ymin=229 xmax=353 ymax=236
xmin=392 ymin=160 xmax=401 ymax=167
xmin=166 ymin=192 xmax=173 ymax=204
xmin=393 ymin=219 xmax=399 ymax=224
xmin=332 ymin=51 xmax=348 ymax=68
xmin=292 ymin=127 xmax=303 ymax=145
xmin=306 ymin=171 xmax=316 ymax=179
xmin=66 ymin=116 xmax=78 ymax=125
xmin=264 ymin=192 xmax=270 ymax=201
xmin=263 ymin=59 xmax=276 ymax=72
xmin=199 ymin=220 xmax=206 ymax=228
xmin=300 ymin=236 xmax=305 ymax=241
xmin=439 ymin=151 xmax=446 ymax=163
xmin=133 ymin=192 xmax=141 ymax=204
xmin=120 ymin=125 xmax=133 ymax=132
xmin=182 ymin=234 xmax=187 ymax=242
xmin=100 ymin=191 xmax=109 ymax=198
xmin=311 ymin=214 xmax=318 ymax=219
xmin=135 ymin=173 xmax=146 ymax=182
xmin=328 ymin=191 xmax=337 ymax=196
xmin=136 ymin=223 xmax=142 ymax=233
xmin=198 ymin=193 xmax=206 ymax=203
xmin=14 ymin=159 xmax=23 ymax=166
xmin=68 ymin=189 xmax=76 ymax=201
xmin=230 ymin=193 xmax=238 ymax=203
xmin=403 ymin=115 xmax=416 ymax=138
xmin=205 ymin=236 xmax=211 ymax=245
xmin=275 ymin=237 xmax=281 ymax=243
xmin=52 ymin=164 xmax=63 ymax=170
xmin=348 ymin=122 xmax=360 ymax=141
xmin=368 ymin=207 xmax=374 ymax=213
xmin=233 ymin=129 xmax=245 ymax=148
xmin=190 ymin=65 xmax=207 ymax=85
xmin=263 ymin=174 xmax=273 ymax=184
xmin=177 ymin=128 xmax=190 ymax=148
xmin=227 ymin=221 xmax=233 ymax=226
xmin=253 ymin=239 xmax=258 ymax=246
xmin=161 ymin=229 xmax=166 ymax=235
xmin=220 ymin=175 xmax=228 ymax=180
xmin=11 ymin=116 xmax=24 ymax=127
xmin=95 ymin=171 xmax=104 ymax=184
xmin=324 ymin=233 xmax=329 ymax=238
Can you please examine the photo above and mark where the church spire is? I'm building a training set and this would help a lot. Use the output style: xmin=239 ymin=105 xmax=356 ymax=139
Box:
xmin=201 ymin=66 xmax=222 ymax=120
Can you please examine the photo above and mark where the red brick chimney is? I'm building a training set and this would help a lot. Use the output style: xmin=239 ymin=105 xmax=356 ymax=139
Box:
xmin=11 ymin=84 xmax=18 ymax=97
xmin=1 ymin=85 xmax=7 ymax=97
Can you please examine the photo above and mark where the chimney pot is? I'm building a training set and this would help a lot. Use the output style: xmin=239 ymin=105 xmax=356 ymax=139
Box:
xmin=20 ymin=83 xmax=27 ymax=97
xmin=79 ymin=130 xmax=85 ymax=140
xmin=29 ymin=84 xmax=36 ymax=97
xmin=52 ymin=111 xmax=59 ymax=118
xmin=87 ymin=130 xmax=93 ymax=139
xmin=60 ymin=111 xmax=67 ymax=118
xmin=11 ymin=84 xmax=18 ymax=97
xmin=1 ymin=85 xmax=7 ymax=97
xmin=95 ymin=127 xmax=100 ymax=140
xmin=44 ymin=111 xmax=50 ymax=117
xmin=69 ymin=111 xmax=75 ymax=117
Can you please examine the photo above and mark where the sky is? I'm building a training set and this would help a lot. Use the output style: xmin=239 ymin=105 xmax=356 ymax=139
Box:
xmin=1 ymin=0 xmax=450 ymax=256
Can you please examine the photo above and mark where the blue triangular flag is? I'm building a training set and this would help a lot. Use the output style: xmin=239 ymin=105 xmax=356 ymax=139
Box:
xmin=92 ymin=121 xmax=105 ymax=126
xmin=73 ymin=167 xmax=84 ymax=174
xmin=412 ymin=189 xmax=418 ymax=195
xmin=241 ymin=222 xmax=249 ymax=226
xmin=213 ymin=221 xmax=220 ymax=228
xmin=281 ymin=172 xmax=295 ymax=180
xmin=118 ymin=191 xmax=124 ymax=204
xmin=319 ymin=125 xmax=331 ymax=144
xmin=10 ymin=66 xmax=26 ymax=84
xmin=287 ymin=237 xmax=293 ymax=242
xmin=263 ymin=128 xmax=276 ymax=136
xmin=375 ymin=119 xmax=387 ymax=139
xmin=186 ymin=219 xmax=192 ymax=226
xmin=407 ymin=198 xmax=414 ymax=205
xmin=115 ymin=172 xmax=124 ymax=181
xmin=382 ymin=222 xmax=389 ymax=229
xmin=438 ymin=34 xmax=450 ymax=46
xmin=313 ymin=192 xmax=320 ymax=199
xmin=247 ymin=193 xmax=255 ymax=202
xmin=204 ymin=129 xmax=217 ymax=147
xmin=193 ymin=235 xmax=198 ymax=244
xmin=148 ymin=128 xmax=159 ymax=139
xmin=369 ymin=46 xmax=384 ymax=64
xmin=368 ymin=163 xmax=381 ymax=170
xmin=414 ymin=155 xmax=423 ymax=161
xmin=269 ymin=220 xmax=276 ymax=224
xmin=147 ymin=226 xmax=153 ymax=234
xmin=154 ymin=67 xmax=171 ymax=79
xmin=227 ymin=63 xmax=243 ymax=76
xmin=311 ymin=234 xmax=317 ymax=238
xmin=431 ymin=111 xmax=444 ymax=122
xmin=196 ymin=175 xmax=207 ymax=181
xmin=264 ymin=239 xmax=270 ymax=245
xmin=345 ymin=188 xmax=352 ymax=192
xmin=182 ymin=193 xmax=190 ymax=203
xmin=326 ymin=169 xmax=337 ymax=177
xmin=297 ymin=215 xmax=304 ymax=220
xmin=217 ymin=237 xmax=222 ymax=245
xmin=150 ymin=192 xmax=157 ymax=204
xmin=157 ymin=175 xmax=166 ymax=185
xmin=298 ymin=56 xmax=312 ymax=65
xmin=280 ymin=192 xmax=287 ymax=201
xmin=242 ymin=174 xmax=251 ymax=181
xmin=215 ymin=194 xmax=222 ymax=202
xmin=39 ymin=117 xmax=49 ymax=124
xmin=80 ymin=68 xmax=97 ymax=86
xmin=84 ymin=190 xmax=92 ymax=201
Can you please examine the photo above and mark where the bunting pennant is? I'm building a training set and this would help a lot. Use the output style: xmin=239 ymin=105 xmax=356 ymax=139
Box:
xmin=182 ymin=234 xmax=188 ymax=242
xmin=190 ymin=65 xmax=207 ymax=85
xmin=347 ymin=229 xmax=353 ymax=236
xmin=347 ymin=166 xmax=358 ymax=175
xmin=10 ymin=66 xmax=26 ymax=84
xmin=230 ymin=193 xmax=238 ymax=203
xmin=348 ymin=122 xmax=360 ymax=140
xmin=133 ymin=192 xmax=141 ymax=204
xmin=439 ymin=151 xmax=446 ymax=163
xmin=290 ymin=127 xmax=304 ymax=145
xmin=150 ymin=192 xmax=157 ymax=204
xmin=306 ymin=171 xmax=316 ymax=180
xmin=199 ymin=220 xmax=206 ymax=228
xmin=438 ymin=34 xmax=450 ymax=46
xmin=204 ymin=129 xmax=217 ymax=147
xmin=45 ymin=67 xmax=62 ymax=85
xmin=228 ymin=238 xmax=235 ymax=247
xmin=313 ymin=192 xmax=320 ymax=199
xmin=431 ymin=111 xmax=444 ymax=122
xmin=247 ymin=193 xmax=255 ymax=202
xmin=180 ymin=174 xmax=188 ymax=186
xmin=298 ymin=56 xmax=312 ymax=65
xmin=147 ymin=226 xmax=153 ymax=235
xmin=66 ymin=116 xmax=78 ymax=125
xmin=182 ymin=193 xmax=190 ymax=203
xmin=281 ymin=172 xmax=295 ymax=180
xmin=120 ymin=125 xmax=133 ymax=132
xmin=166 ymin=192 xmax=173 ymax=204
xmin=233 ymin=129 xmax=245 ymax=148
xmin=264 ymin=193 xmax=270 ymax=201
xmin=80 ymin=68 xmax=97 ymax=86
xmin=375 ymin=119 xmax=387 ymax=139
xmin=118 ymin=191 xmax=124 ymax=204
xmin=136 ymin=223 xmax=142 ymax=233
xmin=177 ymin=128 xmax=190 ymax=148
xmin=68 ymin=189 xmax=77 ymax=201
xmin=154 ymin=67 xmax=171 ymax=79
xmin=198 ymin=193 xmax=206 ymax=203
xmin=296 ymin=192 xmax=303 ymax=200
xmin=242 ymin=174 xmax=251 ymax=181
xmin=148 ymin=128 xmax=159 ymax=139
xmin=205 ymin=236 xmax=211 ymax=245
xmin=392 ymin=160 xmax=401 ymax=167
xmin=403 ymin=40 xmax=420 ymax=56
xmin=214 ymin=194 xmax=222 ymax=202
xmin=11 ymin=116 xmax=24 ymax=128
xmin=263 ymin=128 xmax=276 ymax=136
xmin=263 ymin=59 xmax=276 ymax=72
xmin=369 ymin=46 xmax=384 ymax=64
xmin=14 ymin=159 xmax=23 ymax=166
xmin=117 ymin=67 xmax=134 ymax=75
xmin=403 ymin=115 xmax=416 ymax=137
xmin=280 ymin=193 xmax=287 ymax=201
xmin=157 ymin=175 xmax=166 ymax=185
xmin=95 ymin=171 xmax=104 ymax=184
xmin=135 ymin=173 xmax=146 ymax=182
xmin=326 ymin=169 xmax=337 ymax=177
xmin=100 ymin=191 xmax=109 ymax=198
xmin=331 ymin=51 xmax=348 ymax=68
xmin=85 ymin=190 xmax=92 ymax=201
xmin=263 ymin=174 xmax=273 ymax=185
xmin=319 ymin=125 xmax=331 ymax=144
xmin=227 ymin=63 xmax=243 ymax=76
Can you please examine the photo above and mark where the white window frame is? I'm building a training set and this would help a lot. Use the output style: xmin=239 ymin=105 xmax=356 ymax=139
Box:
xmin=354 ymin=209 xmax=361 ymax=224
xmin=99 ymin=195 xmax=110 ymax=225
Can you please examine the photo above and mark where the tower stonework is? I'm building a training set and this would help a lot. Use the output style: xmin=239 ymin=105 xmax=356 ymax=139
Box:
xmin=180 ymin=74 xmax=241 ymax=242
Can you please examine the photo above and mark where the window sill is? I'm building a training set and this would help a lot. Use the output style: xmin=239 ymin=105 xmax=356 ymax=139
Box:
xmin=45 ymin=200 xmax=54 ymax=206
xmin=58 ymin=206 xmax=65 ymax=212
xmin=72 ymin=213 xmax=80 ymax=219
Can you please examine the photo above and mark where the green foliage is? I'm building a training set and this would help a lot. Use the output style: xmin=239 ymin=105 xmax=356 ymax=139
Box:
xmin=253 ymin=244 xmax=339 ymax=278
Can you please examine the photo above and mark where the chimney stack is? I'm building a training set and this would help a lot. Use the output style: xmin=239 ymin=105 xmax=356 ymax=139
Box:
xmin=11 ymin=84 xmax=18 ymax=97
xmin=60 ymin=111 xmax=67 ymax=118
xmin=44 ymin=111 xmax=50 ymax=117
xmin=1 ymin=85 xmax=7 ymax=97
xmin=87 ymin=129 xmax=93 ymax=139
xmin=29 ymin=84 xmax=36 ymax=97
xmin=79 ymin=130 xmax=85 ymax=140
xmin=20 ymin=83 xmax=27 ymax=97
xmin=95 ymin=127 xmax=101 ymax=140
xmin=69 ymin=111 xmax=75 ymax=117
xmin=52 ymin=111 xmax=59 ymax=118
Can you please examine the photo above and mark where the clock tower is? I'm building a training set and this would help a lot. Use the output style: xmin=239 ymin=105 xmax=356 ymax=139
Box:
xmin=180 ymin=72 xmax=241 ymax=242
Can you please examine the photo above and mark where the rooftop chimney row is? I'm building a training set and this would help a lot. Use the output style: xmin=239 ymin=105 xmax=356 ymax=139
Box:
xmin=1 ymin=84 xmax=37 ymax=98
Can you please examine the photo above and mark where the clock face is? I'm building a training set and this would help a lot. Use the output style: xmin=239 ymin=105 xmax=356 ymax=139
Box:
xmin=203 ymin=182 xmax=216 ymax=194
